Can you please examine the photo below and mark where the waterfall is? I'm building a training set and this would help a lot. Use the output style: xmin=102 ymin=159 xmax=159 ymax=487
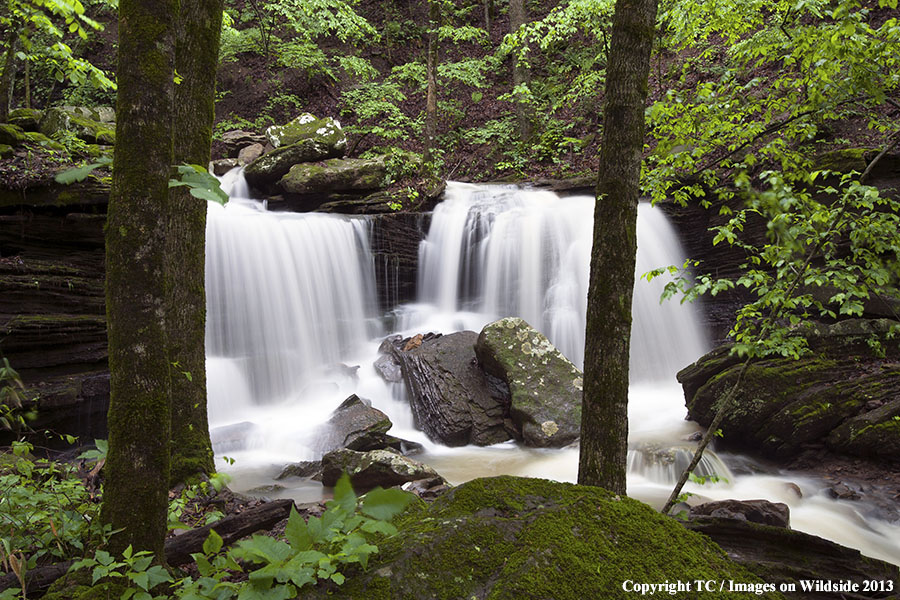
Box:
xmin=414 ymin=182 xmax=708 ymax=379
xmin=205 ymin=186 xmax=379 ymax=416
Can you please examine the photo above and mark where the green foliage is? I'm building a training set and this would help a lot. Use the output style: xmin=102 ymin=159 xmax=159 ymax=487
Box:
xmin=70 ymin=545 xmax=171 ymax=599
xmin=167 ymin=474 xmax=229 ymax=531
xmin=0 ymin=358 xmax=36 ymax=434
xmin=0 ymin=441 xmax=108 ymax=577
xmin=168 ymin=164 xmax=230 ymax=205
xmin=54 ymin=155 xmax=111 ymax=184
xmin=2 ymin=0 xmax=115 ymax=94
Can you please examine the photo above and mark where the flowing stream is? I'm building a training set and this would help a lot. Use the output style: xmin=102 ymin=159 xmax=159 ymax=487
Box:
xmin=206 ymin=173 xmax=900 ymax=566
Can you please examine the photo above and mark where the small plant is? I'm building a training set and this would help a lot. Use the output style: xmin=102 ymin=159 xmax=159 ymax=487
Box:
xmin=70 ymin=545 xmax=172 ymax=600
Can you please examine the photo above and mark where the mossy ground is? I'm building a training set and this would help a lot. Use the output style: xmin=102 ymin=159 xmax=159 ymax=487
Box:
xmin=310 ymin=476 xmax=785 ymax=600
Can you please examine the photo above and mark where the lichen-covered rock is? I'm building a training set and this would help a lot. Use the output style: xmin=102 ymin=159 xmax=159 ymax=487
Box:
xmin=243 ymin=138 xmax=337 ymax=190
xmin=391 ymin=331 xmax=515 ymax=447
xmin=320 ymin=448 xmax=441 ymax=490
xmin=38 ymin=107 xmax=115 ymax=144
xmin=475 ymin=317 xmax=582 ymax=447
xmin=318 ymin=394 xmax=393 ymax=453
xmin=265 ymin=113 xmax=346 ymax=152
xmin=305 ymin=476 xmax=783 ymax=600
xmin=278 ymin=156 xmax=387 ymax=195
xmin=678 ymin=319 xmax=900 ymax=460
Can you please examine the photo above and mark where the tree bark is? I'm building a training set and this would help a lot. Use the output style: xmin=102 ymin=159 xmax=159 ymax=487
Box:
xmin=508 ymin=0 xmax=532 ymax=141
xmin=0 ymin=29 xmax=18 ymax=122
xmin=168 ymin=0 xmax=223 ymax=486
xmin=423 ymin=0 xmax=439 ymax=171
xmin=578 ymin=0 xmax=658 ymax=495
xmin=101 ymin=0 xmax=176 ymax=558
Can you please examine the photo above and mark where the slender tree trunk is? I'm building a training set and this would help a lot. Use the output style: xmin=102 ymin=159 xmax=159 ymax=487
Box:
xmin=578 ymin=0 xmax=658 ymax=495
xmin=168 ymin=0 xmax=223 ymax=486
xmin=23 ymin=58 xmax=29 ymax=110
xmin=0 ymin=29 xmax=18 ymax=122
xmin=423 ymin=0 xmax=439 ymax=171
xmin=509 ymin=0 xmax=532 ymax=141
xmin=101 ymin=0 xmax=176 ymax=558
xmin=484 ymin=0 xmax=494 ymax=31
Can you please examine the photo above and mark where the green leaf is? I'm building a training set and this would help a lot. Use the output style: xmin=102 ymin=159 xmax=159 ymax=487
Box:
xmin=203 ymin=529 xmax=224 ymax=556
xmin=54 ymin=157 xmax=112 ymax=184
xmin=332 ymin=473 xmax=357 ymax=515
xmin=360 ymin=487 xmax=415 ymax=521
xmin=284 ymin=507 xmax=312 ymax=551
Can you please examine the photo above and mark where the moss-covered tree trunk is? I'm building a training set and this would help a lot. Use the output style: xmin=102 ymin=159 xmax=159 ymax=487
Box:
xmin=167 ymin=0 xmax=223 ymax=486
xmin=509 ymin=0 xmax=532 ymax=141
xmin=423 ymin=0 xmax=439 ymax=170
xmin=101 ymin=0 xmax=176 ymax=558
xmin=578 ymin=0 xmax=658 ymax=495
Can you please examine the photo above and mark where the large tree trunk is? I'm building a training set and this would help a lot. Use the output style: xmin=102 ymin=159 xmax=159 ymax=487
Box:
xmin=578 ymin=0 xmax=658 ymax=495
xmin=423 ymin=0 xmax=439 ymax=171
xmin=101 ymin=0 xmax=176 ymax=558
xmin=508 ymin=0 xmax=532 ymax=141
xmin=168 ymin=0 xmax=223 ymax=486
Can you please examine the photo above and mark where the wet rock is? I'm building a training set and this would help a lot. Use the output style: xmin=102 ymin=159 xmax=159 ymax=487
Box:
xmin=690 ymin=499 xmax=790 ymax=528
xmin=320 ymin=448 xmax=442 ymax=491
xmin=318 ymin=394 xmax=393 ymax=453
xmin=276 ymin=460 xmax=323 ymax=480
xmin=401 ymin=476 xmax=449 ymax=501
xmin=278 ymin=156 xmax=388 ymax=196
xmin=244 ymin=138 xmax=337 ymax=190
xmin=474 ymin=317 xmax=582 ymax=448
xmin=210 ymin=158 xmax=240 ymax=175
xmin=265 ymin=113 xmax=345 ymax=152
xmin=392 ymin=331 xmax=515 ymax=447
xmin=678 ymin=319 xmax=900 ymax=460
xmin=373 ymin=353 xmax=402 ymax=383
xmin=828 ymin=482 xmax=861 ymax=501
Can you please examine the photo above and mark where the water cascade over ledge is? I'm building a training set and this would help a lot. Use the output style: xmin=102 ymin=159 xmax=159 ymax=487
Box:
xmin=205 ymin=174 xmax=900 ymax=565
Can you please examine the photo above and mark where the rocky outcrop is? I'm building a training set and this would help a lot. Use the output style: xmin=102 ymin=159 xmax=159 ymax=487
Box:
xmin=320 ymin=448 xmax=442 ymax=490
xmin=690 ymin=499 xmax=791 ymax=528
xmin=305 ymin=476 xmax=783 ymax=600
xmin=389 ymin=332 xmax=515 ymax=447
xmin=685 ymin=517 xmax=899 ymax=599
xmin=369 ymin=213 xmax=428 ymax=311
xmin=475 ymin=317 xmax=582 ymax=447
xmin=279 ymin=157 xmax=387 ymax=196
xmin=678 ymin=319 xmax=900 ymax=461
xmin=38 ymin=106 xmax=115 ymax=145
xmin=243 ymin=138 xmax=339 ymax=191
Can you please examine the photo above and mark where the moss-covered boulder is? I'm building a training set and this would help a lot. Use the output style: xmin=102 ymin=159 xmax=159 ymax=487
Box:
xmin=475 ymin=317 xmax=582 ymax=447
xmin=278 ymin=156 xmax=388 ymax=195
xmin=678 ymin=319 xmax=900 ymax=460
xmin=8 ymin=107 xmax=44 ymax=130
xmin=320 ymin=448 xmax=442 ymax=490
xmin=813 ymin=148 xmax=873 ymax=174
xmin=38 ymin=106 xmax=115 ymax=145
xmin=308 ymin=476 xmax=783 ymax=600
xmin=264 ymin=112 xmax=345 ymax=152
xmin=0 ymin=143 xmax=12 ymax=159
xmin=243 ymin=138 xmax=338 ymax=190
xmin=0 ymin=122 xmax=28 ymax=145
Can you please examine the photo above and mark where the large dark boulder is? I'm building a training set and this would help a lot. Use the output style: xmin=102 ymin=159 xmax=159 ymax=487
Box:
xmin=678 ymin=319 xmax=900 ymax=460
xmin=475 ymin=317 xmax=582 ymax=447
xmin=391 ymin=331 xmax=515 ymax=447
xmin=690 ymin=499 xmax=790 ymax=528
xmin=278 ymin=157 xmax=388 ymax=196
xmin=306 ymin=476 xmax=784 ymax=600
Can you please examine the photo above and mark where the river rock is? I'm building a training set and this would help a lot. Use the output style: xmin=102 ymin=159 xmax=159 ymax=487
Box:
xmin=677 ymin=319 xmax=900 ymax=460
xmin=317 ymin=394 xmax=392 ymax=453
xmin=39 ymin=106 xmax=115 ymax=145
xmin=265 ymin=113 xmax=345 ymax=152
xmin=303 ymin=476 xmax=782 ymax=600
xmin=278 ymin=156 xmax=387 ymax=196
xmin=276 ymin=460 xmax=322 ymax=480
xmin=320 ymin=448 xmax=442 ymax=491
xmin=210 ymin=158 xmax=240 ymax=175
xmin=220 ymin=129 xmax=267 ymax=157
xmin=237 ymin=142 xmax=264 ymax=165
xmin=244 ymin=138 xmax=338 ymax=190
xmin=474 ymin=317 xmax=582 ymax=447
xmin=690 ymin=499 xmax=790 ymax=528
xmin=391 ymin=331 xmax=515 ymax=447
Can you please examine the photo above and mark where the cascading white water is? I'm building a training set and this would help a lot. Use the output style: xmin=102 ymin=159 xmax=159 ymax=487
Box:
xmin=412 ymin=182 xmax=707 ymax=379
xmin=205 ymin=174 xmax=900 ymax=565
